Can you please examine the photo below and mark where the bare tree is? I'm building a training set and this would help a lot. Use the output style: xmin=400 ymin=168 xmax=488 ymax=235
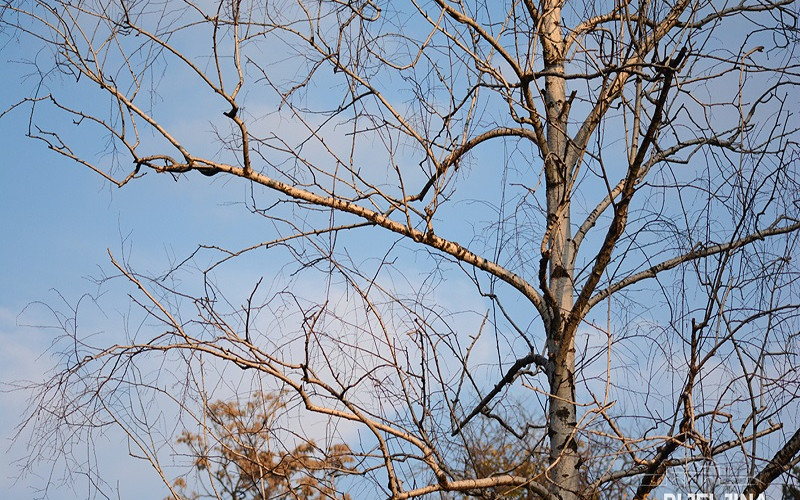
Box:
xmin=2 ymin=0 xmax=800 ymax=499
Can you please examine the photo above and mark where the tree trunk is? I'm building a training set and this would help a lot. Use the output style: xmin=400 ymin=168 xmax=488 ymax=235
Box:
xmin=540 ymin=3 xmax=578 ymax=499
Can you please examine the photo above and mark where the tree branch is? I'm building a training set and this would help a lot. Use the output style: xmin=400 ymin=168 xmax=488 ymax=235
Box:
xmin=743 ymin=428 xmax=800 ymax=498
xmin=588 ymin=218 xmax=800 ymax=309
xmin=451 ymin=351 xmax=549 ymax=436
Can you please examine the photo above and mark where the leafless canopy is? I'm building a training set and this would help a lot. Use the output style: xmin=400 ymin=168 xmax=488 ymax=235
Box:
xmin=2 ymin=0 xmax=800 ymax=499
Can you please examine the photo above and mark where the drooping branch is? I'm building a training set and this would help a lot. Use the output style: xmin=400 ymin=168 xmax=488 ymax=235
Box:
xmin=451 ymin=351 xmax=549 ymax=436
xmin=4 ymin=1 xmax=800 ymax=499
xmin=412 ymin=126 xmax=542 ymax=203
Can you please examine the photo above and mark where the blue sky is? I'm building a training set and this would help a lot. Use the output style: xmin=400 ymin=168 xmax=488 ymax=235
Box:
xmin=0 ymin=101 xmax=176 ymax=499
xmin=0 ymin=45 xmax=268 ymax=495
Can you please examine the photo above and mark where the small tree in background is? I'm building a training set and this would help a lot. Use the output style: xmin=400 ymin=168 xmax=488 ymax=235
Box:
xmin=169 ymin=392 xmax=354 ymax=500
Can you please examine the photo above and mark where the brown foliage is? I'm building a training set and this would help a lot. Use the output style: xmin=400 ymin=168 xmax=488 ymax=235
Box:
xmin=168 ymin=392 xmax=354 ymax=500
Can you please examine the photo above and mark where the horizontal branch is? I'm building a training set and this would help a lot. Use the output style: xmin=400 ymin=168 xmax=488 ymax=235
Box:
xmin=396 ymin=474 xmax=555 ymax=500
xmin=588 ymin=218 xmax=800 ymax=309
xmin=593 ymin=423 xmax=783 ymax=486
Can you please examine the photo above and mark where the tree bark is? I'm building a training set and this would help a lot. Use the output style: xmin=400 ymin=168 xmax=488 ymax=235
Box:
xmin=540 ymin=2 xmax=579 ymax=499
xmin=743 ymin=428 xmax=800 ymax=498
